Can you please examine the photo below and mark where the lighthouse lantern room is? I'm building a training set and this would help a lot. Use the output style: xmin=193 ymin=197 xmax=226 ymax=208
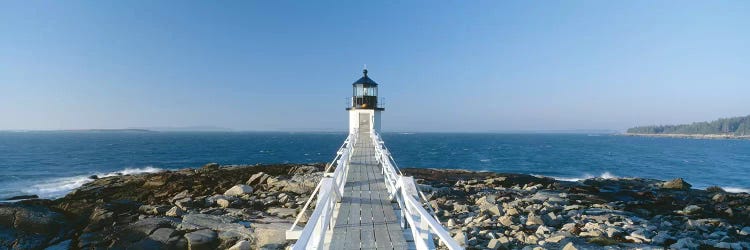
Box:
xmin=347 ymin=69 xmax=384 ymax=134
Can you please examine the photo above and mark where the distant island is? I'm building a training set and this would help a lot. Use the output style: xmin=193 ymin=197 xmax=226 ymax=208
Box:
xmin=626 ymin=115 xmax=750 ymax=139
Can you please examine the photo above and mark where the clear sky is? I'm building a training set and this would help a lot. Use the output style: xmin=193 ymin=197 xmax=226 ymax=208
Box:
xmin=1 ymin=1 xmax=748 ymax=132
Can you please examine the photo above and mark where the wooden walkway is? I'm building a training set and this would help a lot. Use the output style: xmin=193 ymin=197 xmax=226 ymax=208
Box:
xmin=328 ymin=132 xmax=409 ymax=250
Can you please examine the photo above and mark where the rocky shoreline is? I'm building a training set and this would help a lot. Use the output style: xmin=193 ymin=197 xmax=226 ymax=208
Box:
xmin=1 ymin=164 xmax=748 ymax=249
xmin=623 ymin=133 xmax=750 ymax=140
xmin=404 ymin=169 xmax=750 ymax=249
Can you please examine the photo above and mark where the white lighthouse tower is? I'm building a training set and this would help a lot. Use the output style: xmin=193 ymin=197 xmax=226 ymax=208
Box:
xmin=347 ymin=68 xmax=383 ymax=134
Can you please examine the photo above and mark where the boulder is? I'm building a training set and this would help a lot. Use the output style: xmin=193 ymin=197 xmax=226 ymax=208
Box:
xmin=251 ymin=216 xmax=293 ymax=249
xmin=179 ymin=214 xmax=235 ymax=231
xmin=174 ymin=197 xmax=195 ymax=210
xmin=224 ymin=185 xmax=254 ymax=196
xmin=661 ymin=178 xmax=691 ymax=190
xmin=452 ymin=231 xmax=467 ymax=247
xmin=562 ymin=242 xmax=578 ymax=250
xmin=149 ymin=227 xmax=178 ymax=243
xmin=246 ymin=172 xmax=270 ymax=186
xmin=681 ymin=205 xmax=703 ymax=215
xmin=228 ymin=240 xmax=252 ymax=250
xmin=196 ymin=163 xmax=220 ymax=174
xmin=217 ymin=198 xmax=231 ymax=208
xmin=651 ymin=231 xmax=671 ymax=245
xmin=526 ymin=213 xmax=544 ymax=226
xmin=487 ymin=238 xmax=502 ymax=249
xmin=670 ymin=238 xmax=699 ymax=249
xmin=179 ymin=213 xmax=253 ymax=246
xmin=266 ymin=207 xmax=296 ymax=218
xmin=712 ymin=193 xmax=727 ymax=202
xmin=546 ymin=234 xmax=568 ymax=243
xmin=166 ymin=206 xmax=184 ymax=217
xmin=139 ymin=205 xmax=170 ymax=215
xmin=185 ymin=229 xmax=218 ymax=250
xmin=480 ymin=204 xmax=503 ymax=216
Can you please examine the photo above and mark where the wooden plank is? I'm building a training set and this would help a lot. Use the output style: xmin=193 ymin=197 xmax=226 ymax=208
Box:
xmin=330 ymin=132 xmax=412 ymax=249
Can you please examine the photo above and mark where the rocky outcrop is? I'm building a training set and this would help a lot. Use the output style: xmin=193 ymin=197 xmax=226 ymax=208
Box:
xmin=403 ymin=168 xmax=750 ymax=250
xmin=3 ymin=162 xmax=748 ymax=250
xmin=0 ymin=163 xmax=324 ymax=250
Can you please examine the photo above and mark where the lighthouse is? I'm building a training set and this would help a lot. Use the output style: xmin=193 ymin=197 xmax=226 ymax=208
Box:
xmin=347 ymin=68 xmax=384 ymax=134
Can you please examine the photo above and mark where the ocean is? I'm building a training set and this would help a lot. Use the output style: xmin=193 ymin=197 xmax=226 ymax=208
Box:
xmin=0 ymin=131 xmax=748 ymax=199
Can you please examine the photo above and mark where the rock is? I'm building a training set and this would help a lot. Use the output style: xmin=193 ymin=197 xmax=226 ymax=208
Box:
xmin=712 ymin=193 xmax=727 ymax=202
xmin=606 ymin=227 xmax=623 ymax=238
xmin=175 ymin=197 xmax=195 ymax=210
xmin=251 ymin=216 xmax=292 ymax=249
xmin=45 ymin=239 xmax=72 ymax=249
xmin=670 ymin=237 xmax=699 ymax=249
xmin=499 ymin=216 xmax=514 ymax=227
xmin=202 ymin=162 xmax=220 ymax=170
xmin=505 ymin=207 xmax=520 ymax=216
xmin=661 ymin=178 xmax=691 ymax=190
xmin=185 ymin=229 xmax=218 ymax=250
xmin=171 ymin=190 xmax=191 ymax=203
xmin=562 ymin=242 xmax=578 ymax=250
xmin=179 ymin=214 xmax=234 ymax=230
xmin=546 ymin=234 xmax=567 ymax=243
xmin=228 ymin=240 xmax=251 ymax=250
xmin=626 ymin=229 xmax=651 ymax=243
xmin=542 ymin=212 xmax=561 ymax=226
xmin=139 ymin=205 xmax=170 ymax=215
xmin=739 ymin=227 xmax=750 ymax=236
xmin=651 ymin=231 xmax=671 ymax=245
xmin=266 ymin=207 xmax=296 ymax=218
xmin=526 ymin=213 xmax=544 ymax=226
xmin=217 ymin=198 xmax=231 ymax=208
xmin=447 ymin=218 xmax=456 ymax=227
xmin=715 ymin=242 xmax=732 ymax=249
xmin=127 ymin=217 xmax=175 ymax=236
xmin=179 ymin=213 xmax=253 ymax=246
xmin=149 ymin=227 xmax=178 ymax=243
xmin=487 ymin=238 xmax=502 ymax=249
xmin=224 ymin=185 xmax=254 ymax=196
xmin=246 ymin=172 xmax=270 ymax=186
xmin=559 ymin=223 xmax=576 ymax=233
xmin=453 ymin=203 xmax=468 ymax=213
xmin=453 ymin=231 xmax=467 ymax=247
xmin=681 ymin=205 xmax=703 ymax=215
xmin=535 ymin=225 xmax=551 ymax=235
xmin=5 ymin=195 xmax=39 ymax=200
xmin=166 ymin=206 xmax=184 ymax=217
xmin=525 ymin=234 xmax=539 ymax=244
xmin=463 ymin=216 xmax=473 ymax=225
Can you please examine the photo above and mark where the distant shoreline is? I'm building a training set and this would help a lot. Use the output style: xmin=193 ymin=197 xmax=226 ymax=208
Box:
xmin=623 ymin=133 xmax=750 ymax=140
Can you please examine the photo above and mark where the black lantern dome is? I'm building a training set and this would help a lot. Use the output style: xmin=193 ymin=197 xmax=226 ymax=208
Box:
xmin=353 ymin=69 xmax=378 ymax=87
xmin=348 ymin=69 xmax=383 ymax=110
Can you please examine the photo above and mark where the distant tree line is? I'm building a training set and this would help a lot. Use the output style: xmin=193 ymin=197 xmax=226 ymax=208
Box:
xmin=627 ymin=115 xmax=750 ymax=135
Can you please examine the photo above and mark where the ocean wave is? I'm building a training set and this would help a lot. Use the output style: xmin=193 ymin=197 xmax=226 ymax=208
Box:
xmin=722 ymin=187 xmax=750 ymax=193
xmin=540 ymin=172 xmax=619 ymax=182
xmin=23 ymin=166 xmax=164 ymax=199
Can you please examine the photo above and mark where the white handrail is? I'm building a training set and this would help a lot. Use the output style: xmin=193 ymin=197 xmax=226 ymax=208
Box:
xmin=287 ymin=131 xmax=356 ymax=249
xmin=370 ymin=132 xmax=464 ymax=250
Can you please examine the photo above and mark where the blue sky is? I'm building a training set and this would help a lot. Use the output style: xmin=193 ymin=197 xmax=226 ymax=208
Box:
xmin=1 ymin=1 xmax=748 ymax=132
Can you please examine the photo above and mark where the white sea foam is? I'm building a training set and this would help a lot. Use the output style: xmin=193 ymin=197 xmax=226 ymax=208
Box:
xmin=541 ymin=172 xmax=619 ymax=182
xmin=24 ymin=166 xmax=164 ymax=199
xmin=722 ymin=187 xmax=750 ymax=193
